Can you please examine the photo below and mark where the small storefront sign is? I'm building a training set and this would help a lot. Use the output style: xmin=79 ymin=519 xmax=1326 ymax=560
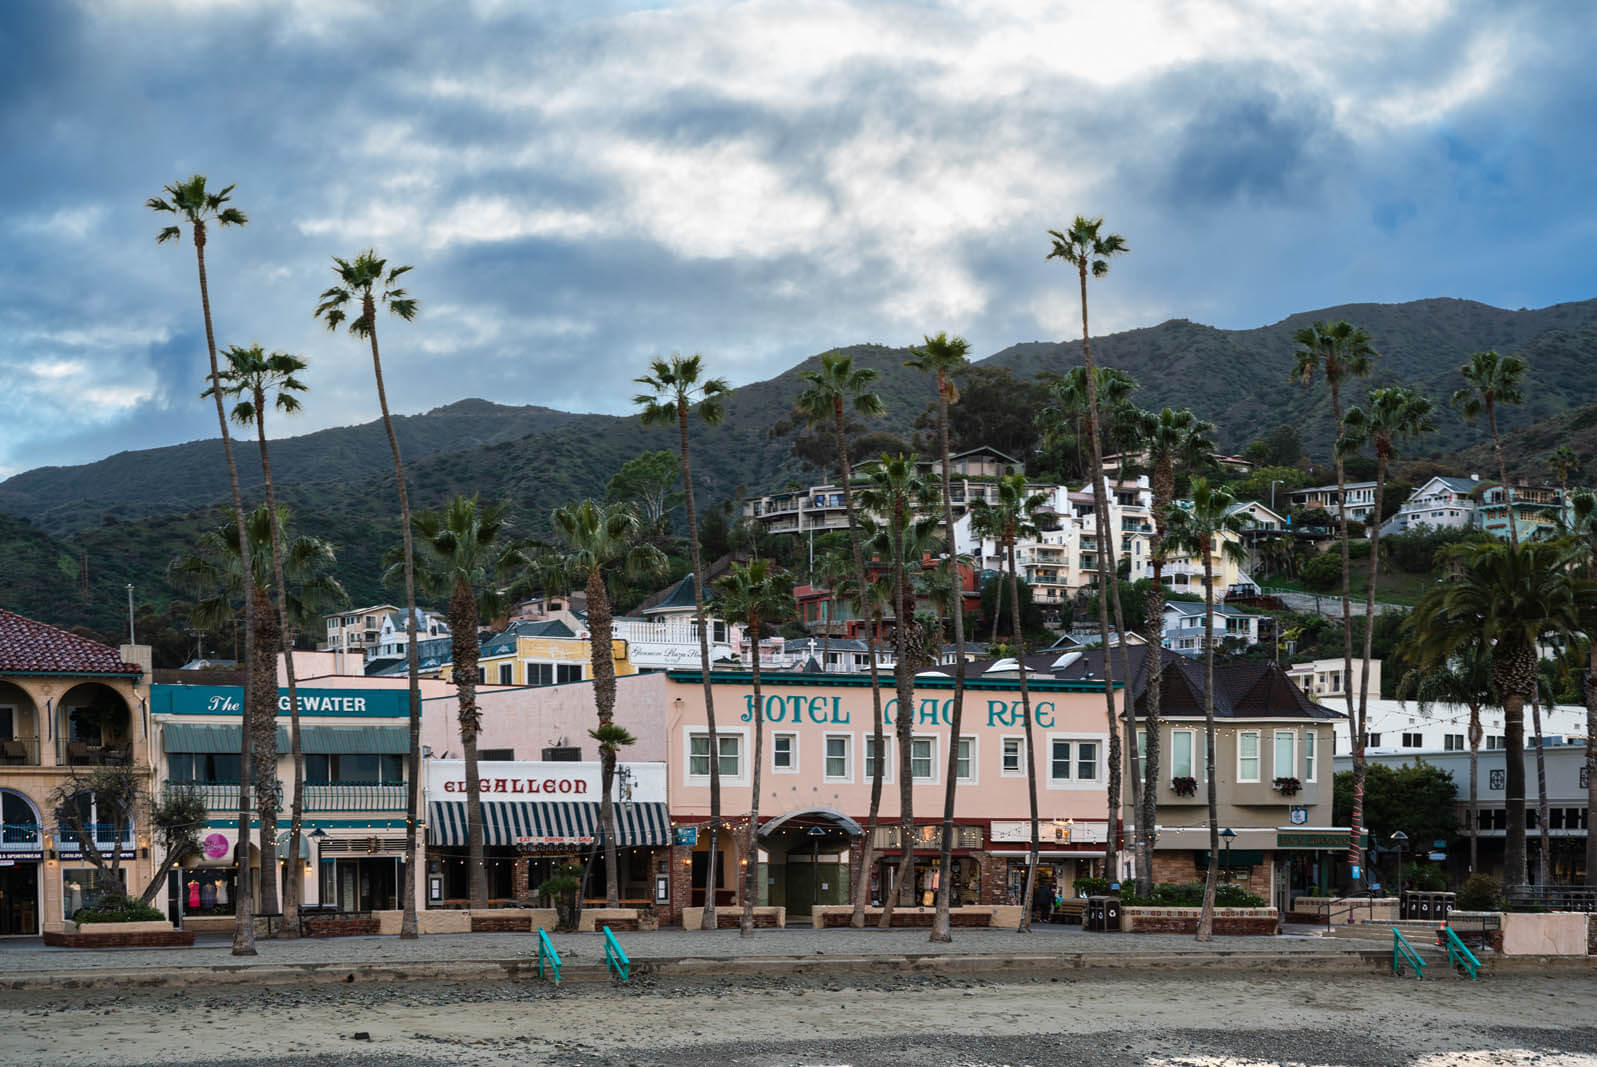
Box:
xmin=673 ymin=826 xmax=698 ymax=847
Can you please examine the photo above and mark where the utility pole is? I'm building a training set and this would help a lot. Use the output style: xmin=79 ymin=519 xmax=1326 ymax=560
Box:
xmin=126 ymin=584 xmax=136 ymax=644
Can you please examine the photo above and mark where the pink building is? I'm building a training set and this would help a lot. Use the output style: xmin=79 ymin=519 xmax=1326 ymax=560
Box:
xmin=662 ymin=668 xmax=1112 ymax=923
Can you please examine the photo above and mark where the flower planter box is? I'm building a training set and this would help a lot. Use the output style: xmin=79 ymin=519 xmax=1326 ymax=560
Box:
xmin=680 ymin=906 xmax=786 ymax=930
xmin=1121 ymin=906 xmax=1279 ymax=935
xmin=45 ymin=920 xmax=194 ymax=948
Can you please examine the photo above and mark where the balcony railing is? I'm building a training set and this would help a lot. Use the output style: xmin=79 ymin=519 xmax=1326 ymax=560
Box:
xmin=1 ymin=822 xmax=41 ymax=847
xmin=0 ymin=738 xmax=41 ymax=765
xmin=54 ymin=823 xmax=135 ymax=852
xmin=57 ymin=740 xmax=132 ymax=766
xmin=167 ymin=781 xmax=407 ymax=813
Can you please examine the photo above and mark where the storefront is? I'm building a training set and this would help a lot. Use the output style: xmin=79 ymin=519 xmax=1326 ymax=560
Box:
xmin=424 ymin=759 xmax=669 ymax=908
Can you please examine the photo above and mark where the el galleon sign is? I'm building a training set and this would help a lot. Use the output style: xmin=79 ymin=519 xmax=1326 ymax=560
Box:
xmin=424 ymin=760 xmax=667 ymax=803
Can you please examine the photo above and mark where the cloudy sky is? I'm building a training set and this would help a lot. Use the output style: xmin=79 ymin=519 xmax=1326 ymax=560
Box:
xmin=1 ymin=1 xmax=1593 ymax=477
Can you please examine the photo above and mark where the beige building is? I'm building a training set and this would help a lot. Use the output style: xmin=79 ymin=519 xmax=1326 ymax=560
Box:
xmin=0 ymin=608 xmax=154 ymax=934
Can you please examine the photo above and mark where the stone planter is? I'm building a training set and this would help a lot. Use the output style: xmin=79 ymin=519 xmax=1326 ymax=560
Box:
xmin=808 ymin=905 xmax=1018 ymax=929
xmin=680 ymin=906 xmax=786 ymax=930
xmin=1289 ymin=896 xmax=1398 ymax=924
xmin=1121 ymin=906 xmax=1279 ymax=935
xmin=578 ymin=907 xmax=642 ymax=933
xmin=45 ymin=920 xmax=194 ymax=948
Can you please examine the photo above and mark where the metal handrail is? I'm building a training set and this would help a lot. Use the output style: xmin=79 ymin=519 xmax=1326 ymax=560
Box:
xmin=1322 ymin=892 xmax=1380 ymax=931
xmin=537 ymin=927 xmax=562 ymax=984
xmin=1440 ymin=925 xmax=1481 ymax=980
xmin=603 ymin=925 xmax=630 ymax=981
xmin=1393 ymin=928 xmax=1427 ymax=979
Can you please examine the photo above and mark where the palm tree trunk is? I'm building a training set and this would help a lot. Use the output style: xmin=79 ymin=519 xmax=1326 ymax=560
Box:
xmin=252 ymin=588 xmax=281 ymax=918
xmin=451 ymin=583 xmax=488 ymax=909
xmin=253 ymin=403 xmax=304 ymax=938
xmin=1586 ymin=648 xmax=1597 ymax=886
xmin=1490 ymin=401 xmax=1519 ymax=550
xmin=1531 ymin=690 xmax=1551 ymax=885
xmin=676 ymin=406 xmax=721 ymax=930
xmin=1011 ymin=536 xmax=1041 ymax=934
xmin=932 ymin=380 xmax=967 ymax=943
xmin=586 ymin=568 xmax=621 ymax=907
xmin=365 ymin=311 xmax=422 ymax=939
xmin=1140 ymin=500 xmax=1168 ymax=898
xmin=742 ymin=608 xmax=764 ymax=938
xmin=1352 ymin=451 xmax=1386 ymax=890
xmin=878 ymin=537 xmax=915 ymax=929
xmin=191 ymin=220 xmax=257 ymax=956
xmin=1469 ymin=706 xmax=1482 ymax=874
xmin=1330 ymin=382 xmax=1362 ymax=891
xmin=1196 ymin=547 xmax=1219 ymax=942
xmin=1504 ymin=687 xmax=1528 ymax=887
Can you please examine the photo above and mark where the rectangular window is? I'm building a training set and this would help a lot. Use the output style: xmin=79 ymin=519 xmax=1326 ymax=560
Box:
xmin=1049 ymin=739 xmax=1099 ymax=782
xmin=1444 ymin=733 xmax=1465 ymax=751
xmin=498 ymin=663 xmax=512 ymax=686
xmin=1273 ymin=730 xmax=1295 ymax=780
xmin=1401 ymin=731 xmax=1423 ymax=748
xmin=688 ymin=733 xmax=741 ymax=778
xmin=911 ymin=737 xmax=935 ymax=781
xmin=1076 ymin=741 xmax=1098 ymax=781
xmin=1135 ymin=729 xmax=1147 ymax=783
xmin=956 ymin=737 xmax=974 ymax=783
xmin=865 ymin=735 xmax=892 ymax=782
xmin=1302 ymin=730 xmax=1316 ymax=783
xmin=1051 ymin=739 xmax=1073 ymax=781
xmin=824 ymin=735 xmax=850 ymax=780
xmin=1002 ymin=737 xmax=1024 ymax=776
xmin=772 ymin=733 xmax=796 ymax=771
xmin=526 ymin=663 xmax=548 ymax=686
xmin=1486 ymin=735 xmax=1506 ymax=750
xmin=1238 ymin=731 xmax=1261 ymax=783
xmin=1364 ymin=732 xmax=1382 ymax=748
xmin=1170 ymin=730 xmax=1195 ymax=780
xmin=557 ymin=664 xmax=582 ymax=685
xmin=476 ymin=667 xmax=485 ymax=685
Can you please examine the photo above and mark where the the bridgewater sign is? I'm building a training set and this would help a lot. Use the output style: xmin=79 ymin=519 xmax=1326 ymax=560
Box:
xmin=737 ymin=693 xmax=1063 ymax=729
xmin=151 ymin=684 xmax=411 ymax=718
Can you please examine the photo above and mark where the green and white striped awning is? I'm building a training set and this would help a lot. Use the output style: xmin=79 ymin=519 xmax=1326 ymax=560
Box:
xmin=163 ymin=723 xmax=408 ymax=755
xmin=427 ymin=800 xmax=670 ymax=848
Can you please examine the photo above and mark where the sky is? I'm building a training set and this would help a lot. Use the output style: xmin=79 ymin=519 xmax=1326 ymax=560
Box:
xmin=2 ymin=1 xmax=1595 ymax=478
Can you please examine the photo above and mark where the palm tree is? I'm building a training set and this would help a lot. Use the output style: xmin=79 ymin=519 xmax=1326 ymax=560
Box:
xmin=1162 ymin=479 xmax=1249 ymax=941
xmin=905 ymin=331 xmax=974 ymax=944
xmin=857 ymin=455 xmax=940 ymax=927
xmin=969 ymin=473 xmax=1049 ymax=932
xmin=538 ymin=500 xmax=666 ymax=906
xmin=1569 ymin=490 xmax=1597 ymax=885
xmin=314 ymin=250 xmax=423 ymax=937
xmin=1395 ymin=644 xmax=1494 ymax=873
xmin=1047 ymin=216 xmax=1130 ymax=880
xmin=148 ymin=175 xmax=259 ymax=956
xmin=402 ymin=496 xmax=527 ymax=910
xmin=1290 ymin=319 xmax=1377 ymax=883
xmin=1549 ymin=446 xmax=1581 ymax=502
xmin=1408 ymin=540 xmax=1590 ymax=886
xmin=1130 ymin=407 xmax=1216 ymax=896
xmin=1338 ymin=385 xmax=1436 ymax=884
xmin=1452 ymin=350 xmax=1528 ymax=546
xmin=209 ymin=344 xmax=311 ymax=937
xmin=712 ymin=559 xmax=795 ymax=937
xmin=794 ymin=352 xmax=889 ymax=927
xmin=634 ymin=354 xmax=730 ymax=929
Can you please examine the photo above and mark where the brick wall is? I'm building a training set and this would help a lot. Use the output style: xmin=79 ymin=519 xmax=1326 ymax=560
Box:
xmin=1151 ymin=851 xmax=1270 ymax=897
xmin=302 ymin=918 xmax=380 ymax=937
xmin=471 ymin=913 xmax=532 ymax=933
xmin=43 ymin=929 xmax=195 ymax=948
xmin=1122 ymin=907 xmax=1279 ymax=935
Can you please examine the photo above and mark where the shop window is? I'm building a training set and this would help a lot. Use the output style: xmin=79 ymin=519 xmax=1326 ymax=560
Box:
xmin=62 ymin=867 xmax=125 ymax=920
xmin=824 ymin=735 xmax=850 ymax=781
xmin=688 ymin=733 xmax=741 ymax=779
xmin=910 ymin=737 xmax=935 ymax=781
xmin=1237 ymin=731 xmax=1260 ymax=783
xmin=772 ymin=733 xmax=797 ymax=772
xmin=1001 ymin=737 xmax=1024 ymax=776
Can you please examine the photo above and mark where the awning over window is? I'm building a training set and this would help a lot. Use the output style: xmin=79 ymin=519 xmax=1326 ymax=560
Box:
xmin=427 ymin=800 xmax=670 ymax=848
xmin=163 ymin=723 xmax=408 ymax=755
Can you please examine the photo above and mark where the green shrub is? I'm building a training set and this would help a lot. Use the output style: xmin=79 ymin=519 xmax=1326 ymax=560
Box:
xmin=1119 ymin=881 xmax=1266 ymax=908
xmin=1455 ymin=873 xmax=1502 ymax=911
xmin=1074 ymin=877 xmax=1111 ymax=897
xmin=1402 ymin=862 xmax=1447 ymax=891
xmin=73 ymin=898 xmax=165 ymax=924
xmin=1215 ymin=883 xmax=1267 ymax=908
xmin=1301 ymin=552 xmax=1343 ymax=592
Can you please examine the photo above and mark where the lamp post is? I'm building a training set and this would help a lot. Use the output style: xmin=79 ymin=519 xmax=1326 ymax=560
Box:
xmin=1219 ymin=827 xmax=1236 ymax=884
xmin=1390 ymin=830 xmax=1408 ymax=895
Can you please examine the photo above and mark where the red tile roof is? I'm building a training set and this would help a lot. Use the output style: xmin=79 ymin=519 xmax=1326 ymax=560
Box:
xmin=0 ymin=608 xmax=142 ymax=675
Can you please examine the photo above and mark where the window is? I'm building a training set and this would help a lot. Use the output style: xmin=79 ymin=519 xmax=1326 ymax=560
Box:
xmin=1302 ymin=730 xmax=1316 ymax=783
xmin=526 ymin=663 xmax=584 ymax=687
xmin=1363 ymin=732 xmax=1382 ymax=748
xmin=1049 ymin=739 xmax=1099 ymax=783
xmin=772 ymin=733 xmax=796 ymax=772
xmin=911 ymin=737 xmax=935 ymax=781
xmin=1170 ymin=729 xmax=1195 ymax=780
xmin=956 ymin=737 xmax=975 ymax=783
xmin=1135 ymin=730 xmax=1147 ymax=783
xmin=168 ymin=752 xmax=242 ymax=784
xmin=824 ymin=735 xmax=850 ymax=780
xmin=1001 ymin=737 xmax=1024 ymax=776
xmin=1401 ymin=732 xmax=1423 ymax=748
xmin=477 ymin=667 xmax=485 ymax=685
xmin=1273 ymin=730 xmax=1295 ymax=779
xmin=1486 ymin=735 xmax=1506 ymax=750
xmin=307 ymin=754 xmax=404 ymax=785
xmin=688 ymin=733 xmax=742 ymax=778
xmin=1238 ymin=731 xmax=1261 ymax=783
xmin=865 ymin=735 xmax=892 ymax=782
xmin=1444 ymin=733 xmax=1465 ymax=751
xmin=479 ymin=748 xmax=514 ymax=761
xmin=498 ymin=663 xmax=513 ymax=686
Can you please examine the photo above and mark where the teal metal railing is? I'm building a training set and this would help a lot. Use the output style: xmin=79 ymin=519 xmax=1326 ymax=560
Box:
xmin=1440 ymin=924 xmax=1481 ymax=980
xmin=1393 ymin=928 xmax=1426 ymax=979
xmin=603 ymin=925 xmax=630 ymax=981
xmin=537 ymin=927 xmax=562 ymax=984
xmin=168 ymin=781 xmax=405 ymax=812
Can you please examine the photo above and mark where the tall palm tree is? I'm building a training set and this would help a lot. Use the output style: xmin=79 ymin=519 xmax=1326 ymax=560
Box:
xmin=1163 ymin=479 xmax=1249 ymax=941
xmin=148 ymin=175 xmax=258 ymax=956
xmin=905 ymin=331 xmax=974 ymax=944
xmin=858 ymin=455 xmax=940 ymax=927
xmin=634 ymin=354 xmax=730 ymax=929
xmin=1408 ymin=540 xmax=1590 ymax=886
xmin=1453 ymin=350 xmax=1528 ymax=546
xmin=970 ymin=474 xmax=1048 ymax=932
xmin=794 ymin=352 xmax=889 ymax=927
xmin=712 ymin=559 xmax=795 ymax=937
xmin=1290 ymin=319 xmax=1377 ymax=883
xmin=538 ymin=501 xmax=666 ymax=906
xmin=1338 ymin=384 xmax=1436 ymax=884
xmin=1569 ymin=490 xmax=1597 ymax=885
xmin=1549 ymin=446 xmax=1581 ymax=503
xmin=401 ymin=495 xmax=526 ymax=909
xmin=1047 ymin=216 xmax=1130 ymax=880
xmin=1395 ymin=645 xmax=1494 ymax=873
xmin=1130 ymin=406 xmax=1216 ymax=896
xmin=209 ymin=344 xmax=311 ymax=937
xmin=315 ymin=250 xmax=423 ymax=937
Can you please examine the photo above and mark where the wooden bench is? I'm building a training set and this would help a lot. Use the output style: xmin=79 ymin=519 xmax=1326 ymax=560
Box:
xmin=1052 ymin=899 xmax=1088 ymax=924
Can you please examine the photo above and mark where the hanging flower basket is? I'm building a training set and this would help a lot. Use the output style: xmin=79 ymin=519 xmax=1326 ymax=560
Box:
xmin=1170 ymin=776 xmax=1198 ymax=797
xmin=1273 ymin=776 xmax=1302 ymax=796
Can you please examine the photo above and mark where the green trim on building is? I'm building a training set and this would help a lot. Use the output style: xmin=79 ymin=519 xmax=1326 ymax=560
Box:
xmin=665 ymin=669 xmax=1116 ymax=692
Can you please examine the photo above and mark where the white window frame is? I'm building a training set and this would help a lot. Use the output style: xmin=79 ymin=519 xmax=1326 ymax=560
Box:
xmin=823 ymin=732 xmax=852 ymax=783
xmin=1000 ymin=735 xmax=1025 ymax=778
xmin=910 ymin=735 xmax=938 ymax=785
xmin=1169 ymin=727 xmax=1197 ymax=781
xmin=1046 ymin=733 xmax=1105 ymax=790
xmin=1273 ymin=730 xmax=1296 ymax=781
xmin=772 ymin=732 xmax=799 ymax=774
xmin=1135 ymin=728 xmax=1147 ymax=783
xmin=1302 ymin=729 xmax=1317 ymax=782
xmin=682 ymin=726 xmax=749 ymax=786
xmin=1237 ymin=730 xmax=1261 ymax=783
xmin=864 ymin=733 xmax=894 ymax=785
xmin=956 ymin=735 xmax=977 ymax=785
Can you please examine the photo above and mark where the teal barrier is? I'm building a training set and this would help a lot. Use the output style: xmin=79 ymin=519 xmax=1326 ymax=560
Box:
xmin=537 ymin=927 xmax=562 ymax=984
xmin=1393 ymin=928 xmax=1426 ymax=979
xmin=1441 ymin=924 xmax=1481 ymax=980
xmin=603 ymin=925 xmax=630 ymax=981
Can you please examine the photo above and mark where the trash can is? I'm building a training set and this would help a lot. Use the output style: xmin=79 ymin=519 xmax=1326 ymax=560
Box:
xmin=1435 ymin=892 xmax=1455 ymax=922
xmin=1102 ymin=895 xmax=1123 ymax=933
xmin=1414 ymin=892 xmax=1432 ymax=921
xmin=1085 ymin=896 xmax=1105 ymax=932
xmin=1399 ymin=891 xmax=1414 ymax=920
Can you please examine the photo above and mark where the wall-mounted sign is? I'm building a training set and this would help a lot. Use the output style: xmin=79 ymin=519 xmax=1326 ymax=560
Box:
xmin=673 ymin=826 xmax=698 ymax=847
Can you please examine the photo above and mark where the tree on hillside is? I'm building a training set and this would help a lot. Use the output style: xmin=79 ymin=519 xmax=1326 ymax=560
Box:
xmin=1242 ymin=424 xmax=1304 ymax=469
xmin=634 ymin=353 xmax=730 ymax=929
xmin=1453 ymin=350 xmax=1528 ymax=547
xmin=1047 ymin=215 xmax=1131 ymax=881
xmin=1291 ymin=319 xmax=1377 ymax=886
xmin=910 ymin=365 xmax=1051 ymax=461
xmin=148 ymin=174 xmax=259 ymax=956
xmin=606 ymin=450 xmax=685 ymax=535
xmin=1549 ymin=446 xmax=1581 ymax=502
xmin=210 ymin=343 xmax=312 ymax=937
xmin=315 ymin=249 xmax=424 ymax=938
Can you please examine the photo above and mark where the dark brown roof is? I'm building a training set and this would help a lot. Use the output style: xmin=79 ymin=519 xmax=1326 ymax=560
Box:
xmin=0 ymin=608 xmax=142 ymax=675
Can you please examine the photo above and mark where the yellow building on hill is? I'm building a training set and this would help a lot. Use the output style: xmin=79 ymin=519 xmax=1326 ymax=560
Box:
xmin=414 ymin=619 xmax=635 ymax=688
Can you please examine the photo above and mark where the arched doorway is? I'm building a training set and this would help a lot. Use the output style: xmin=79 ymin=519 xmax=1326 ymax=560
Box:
xmin=0 ymin=788 xmax=41 ymax=934
xmin=0 ymin=682 xmax=41 ymax=766
xmin=756 ymin=809 xmax=861 ymax=920
xmin=56 ymin=683 xmax=133 ymax=766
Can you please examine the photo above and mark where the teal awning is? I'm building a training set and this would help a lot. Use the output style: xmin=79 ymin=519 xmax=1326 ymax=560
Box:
xmin=164 ymin=723 xmax=407 ymax=756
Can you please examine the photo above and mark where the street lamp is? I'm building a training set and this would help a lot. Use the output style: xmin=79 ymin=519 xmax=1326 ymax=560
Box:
xmin=1390 ymin=830 xmax=1408 ymax=895
xmin=1219 ymin=827 xmax=1236 ymax=883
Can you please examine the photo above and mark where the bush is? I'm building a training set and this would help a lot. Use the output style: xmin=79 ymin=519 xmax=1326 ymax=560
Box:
xmin=1301 ymin=552 xmax=1342 ymax=592
xmin=73 ymin=897 xmax=165 ymax=923
xmin=1401 ymin=862 xmax=1447 ymax=891
xmin=1119 ymin=881 xmax=1267 ymax=908
xmin=1074 ymin=877 xmax=1111 ymax=897
xmin=1456 ymin=873 xmax=1502 ymax=911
